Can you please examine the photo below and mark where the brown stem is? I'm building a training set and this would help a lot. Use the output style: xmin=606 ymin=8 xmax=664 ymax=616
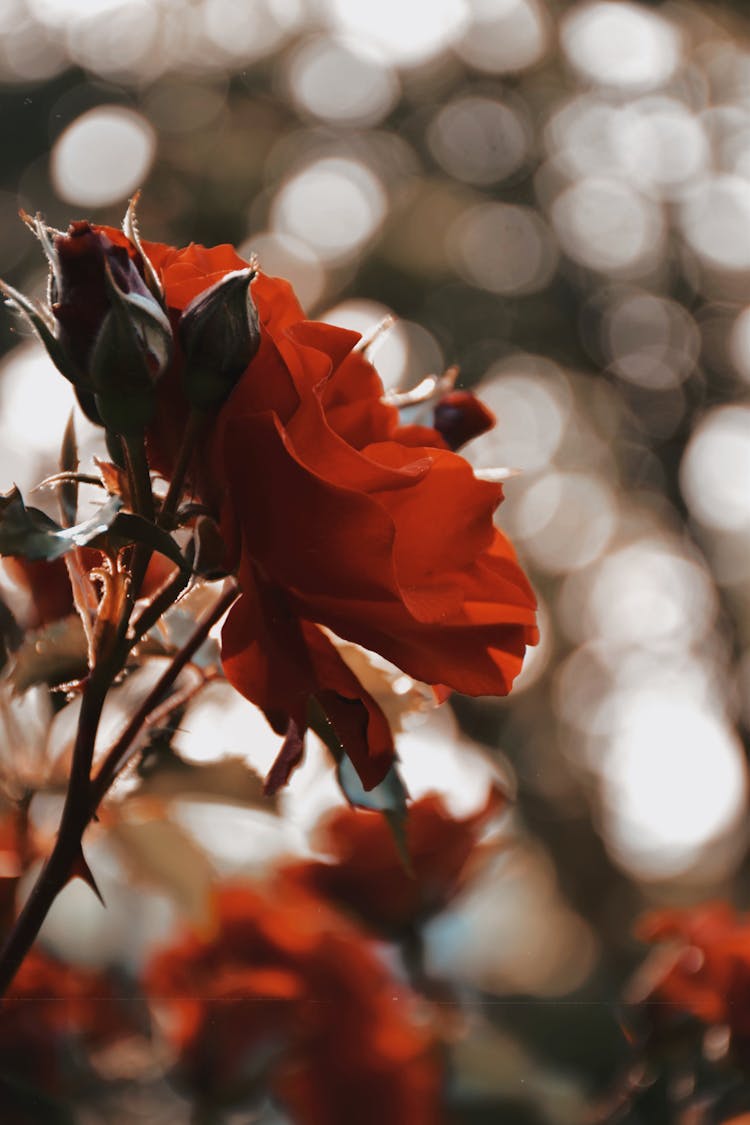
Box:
xmin=130 ymin=567 xmax=190 ymax=646
xmin=122 ymin=432 xmax=156 ymax=607
xmin=122 ymin=433 xmax=154 ymax=522
xmin=92 ymin=581 xmax=236 ymax=801
xmin=0 ymin=662 xmax=111 ymax=995
xmin=0 ymin=582 xmax=238 ymax=997
xmin=159 ymin=410 xmax=206 ymax=529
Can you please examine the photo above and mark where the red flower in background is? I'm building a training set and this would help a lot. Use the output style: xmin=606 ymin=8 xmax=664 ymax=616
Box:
xmin=285 ymin=790 xmax=505 ymax=936
xmin=0 ymin=948 xmax=132 ymax=1102
xmin=139 ymin=237 xmax=538 ymax=792
xmin=633 ymin=903 xmax=750 ymax=1048
xmin=1 ymin=557 xmax=74 ymax=630
xmin=144 ymin=883 xmax=444 ymax=1123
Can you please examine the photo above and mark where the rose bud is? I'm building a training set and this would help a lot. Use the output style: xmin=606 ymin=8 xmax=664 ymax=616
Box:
xmin=432 ymin=389 xmax=495 ymax=450
xmin=178 ymin=267 xmax=260 ymax=411
xmin=55 ymin=223 xmax=172 ymax=434
xmin=1 ymin=218 xmax=172 ymax=436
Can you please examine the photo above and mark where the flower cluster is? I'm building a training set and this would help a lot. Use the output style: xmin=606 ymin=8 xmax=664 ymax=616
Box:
xmin=142 ymin=236 xmax=538 ymax=791
xmin=0 ymin=948 xmax=133 ymax=1107
xmin=145 ymin=882 xmax=445 ymax=1123
xmin=633 ymin=903 xmax=750 ymax=1052
xmin=3 ymin=212 xmax=537 ymax=796
xmin=0 ymin=206 xmax=537 ymax=1119
xmin=284 ymin=789 xmax=503 ymax=936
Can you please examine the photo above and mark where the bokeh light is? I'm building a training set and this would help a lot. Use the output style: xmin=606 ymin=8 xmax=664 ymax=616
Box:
xmin=51 ymin=105 xmax=157 ymax=206
xmin=324 ymin=0 xmax=469 ymax=66
xmin=681 ymin=406 xmax=750 ymax=532
xmin=551 ymin=177 xmax=664 ymax=275
xmin=458 ymin=0 xmax=550 ymax=74
xmin=287 ymin=35 xmax=399 ymax=126
xmin=271 ymin=156 xmax=387 ymax=264
xmin=601 ymin=690 xmax=746 ymax=880
xmin=428 ymin=95 xmax=531 ymax=186
xmin=681 ymin=175 xmax=750 ymax=272
xmin=602 ymin=290 xmax=700 ymax=389
xmin=560 ymin=1 xmax=681 ymax=92
xmin=449 ymin=202 xmax=558 ymax=295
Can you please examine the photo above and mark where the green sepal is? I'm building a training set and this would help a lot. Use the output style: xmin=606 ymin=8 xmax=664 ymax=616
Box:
xmin=336 ymin=754 xmax=413 ymax=875
xmin=308 ymin=696 xmax=412 ymax=873
xmin=107 ymin=510 xmax=188 ymax=573
xmin=0 ymin=279 xmax=83 ymax=387
xmin=75 ymin=386 xmax=104 ymax=428
xmin=179 ymin=266 xmax=260 ymax=410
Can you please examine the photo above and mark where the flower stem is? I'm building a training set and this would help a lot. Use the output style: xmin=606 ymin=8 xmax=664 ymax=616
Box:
xmin=0 ymin=582 xmax=238 ymax=997
xmin=130 ymin=566 xmax=190 ymax=645
xmin=159 ymin=409 xmax=206 ymax=529
xmin=0 ymin=660 xmax=111 ymax=995
xmin=92 ymin=581 xmax=237 ymax=801
xmin=122 ymin=432 xmax=154 ymax=522
xmin=122 ymin=432 xmax=156 ymax=606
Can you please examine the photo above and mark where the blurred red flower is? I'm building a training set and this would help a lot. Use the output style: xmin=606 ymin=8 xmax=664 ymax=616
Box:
xmin=144 ymin=882 xmax=444 ymax=1122
xmin=1 ymin=557 xmax=74 ymax=630
xmin=285 ymin=790 xmax=505 ymax=936
xmin=139 ymin=236 xmax=537 ymax=791
xmin=633 ymin=903 xmax=750 ymax=1045
xmin=0 ymin=948 xmax=132 ymax=1102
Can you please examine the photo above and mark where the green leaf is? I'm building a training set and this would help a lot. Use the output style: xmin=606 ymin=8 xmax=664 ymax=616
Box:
xmin=0 ymin=488 xmax=122 ymax=561
xmin=135 ymin=754 xmax=272 ymax=809
xmin=107 ymin=511 xmax=188 ymax=573
xmin=336 ymin=755 xmax=413 ymax=875
xmin=108 ymin=815 xmax=215 ymax=926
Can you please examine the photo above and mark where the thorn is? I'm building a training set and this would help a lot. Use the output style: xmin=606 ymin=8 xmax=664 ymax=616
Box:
xmin=70 ymin=847 xmax=106 ymax=906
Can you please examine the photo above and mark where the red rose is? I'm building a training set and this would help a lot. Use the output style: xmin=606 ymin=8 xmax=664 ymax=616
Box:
xmin=144 ymin=883 xmax=444 ymax=1123
xmin=633 ymin=903 xmax=750 ymax=1046
xmin=139 ymin=238 xmax=538 ymax=790
xmin=0 ymin=948 xmax=131 ymax=1101
xmin=284 ymin=790 xmax=505 ymax=935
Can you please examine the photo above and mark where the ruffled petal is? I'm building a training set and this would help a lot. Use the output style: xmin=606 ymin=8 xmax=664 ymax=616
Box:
xmin=221 ymin=570 xmax=394 ymax=790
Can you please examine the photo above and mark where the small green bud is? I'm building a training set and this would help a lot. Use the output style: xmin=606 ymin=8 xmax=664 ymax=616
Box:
xmin=178 ymin=267 xmax=260 ymax=411
xmin=89 ymin=261 xmax=172 ymax=434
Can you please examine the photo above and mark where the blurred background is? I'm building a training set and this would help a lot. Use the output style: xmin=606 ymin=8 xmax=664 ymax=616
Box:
xmin=3 ymin=0 xmax=750 ymax=1121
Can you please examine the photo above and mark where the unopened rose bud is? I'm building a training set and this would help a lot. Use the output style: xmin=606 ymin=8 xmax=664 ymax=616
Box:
xmin=178 ymin=267 xmax=260 ymax=410
xmin=55 ymin=223 xmax=172 ymax=434
xmin=2 ymin=218 xmax=172 ymax=436
xmin=432 ymin=390 xmax=495 ymax=451
xmin=87 ymin=258 xmax=172 ymax=434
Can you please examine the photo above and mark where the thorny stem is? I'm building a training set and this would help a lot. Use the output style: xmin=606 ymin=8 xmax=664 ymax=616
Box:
xmin=159 ymin=409 xmax=206 ymax=529
xmin=122 ymin=432 xmax=155 ymax=611
xmin=0 ymin=660 xmax=113 ymax=995
xmin=92 ymin=582 xmax=236 ymax=801
xmin=0 ymin=582 xmax=238 ymax=997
